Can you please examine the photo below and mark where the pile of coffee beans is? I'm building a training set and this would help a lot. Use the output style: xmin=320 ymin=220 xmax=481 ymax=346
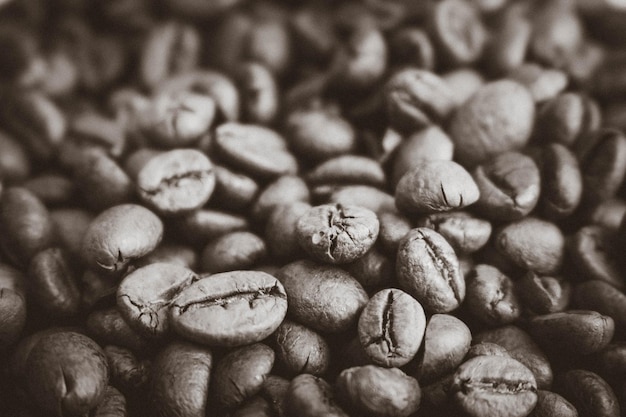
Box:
xmin=1 ymin=0 xmax=626 ymax=416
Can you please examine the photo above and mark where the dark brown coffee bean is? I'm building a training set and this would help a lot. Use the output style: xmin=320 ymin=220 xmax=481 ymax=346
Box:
xmin=483 ymin=3 xmax=531 ymax=75
xmin=306 ymin=155 xmax=386 ymax=188
xmin=212 ymin=165 xmax=259 ymax=211
xmin=235 ymin=62 xmax=279 ymax=125
xmin=377 ymin=210 xmax=412 ymax=255
xmin=86 ymin=307 xmax=149 ymax=353
xmin=415 ymin=314 xmax=472 ymax=384
xmin=276 ymin=260 xmax=368 ymax=333
xmin=587 ymin=342 xmax=626 ymax=385
xmin=396 ymin=228 xmax=465 ymax=313
xmin=538 ymin=143 xmax=583 ymax=220
xmin=567 ymin=225 xmax=624 ymax=290
xmin=358 ymin=288 xmax=426 ymax=367
xmin=139 ymin=21 xmax=200 ymax=90
xmin=472 ymin=151 xmax=541 ymax=221
xmin=529 ymin=390 xmax=578 ymax=417
xmin=91 ymin=386 xmax=126 ymax=417
xmin=516 ymin=272 xmax=569 ymax=314
xmin=251 ymin=175 xmax=310 ymax=223
xmin=81 ymin=204 xmax=163 ymax=273
xmin=259 ymin=375 xmax=290 ymax=417
xmin=265 ymin=202 xmax=310 ymax=261
xmin=345 ymin=247 xmax=394 ymax=289
xmin=389 ymin=27 xmax=435 ymax=70
xmin=214 ymin=122 xmax=298 ymax=179
xmin=50 ymin=208 xmax=93 ymax=258
xmin=285 ymin=374 xmax=349 ymax=417
xmin=336 ymin=365 xmax=422 ymax=417
xmin=573 ymin=280 xmax=626 ymax=338
xmin=427 ymin=0 xmax=487 ymax=66
xmin=28 ymin=247 xmax=80 ymax=318
xmin=474 ymin=325 xmax=553 ymax=390
xmin=200 ymin=231 xmax=266 ymax=273
xmin=170 ymin=270 xmax=287 ymax=346
xmin=117 ymin=263 xmax=198 ymax=338
xmin=170 ymin=209 xmax=249 ymax=245
xmin=494 ymin=217 xmax=565 ymax=275
xmin=416 ymin=211 xmax=492 ymax=254
xmin=384 ymin=68 xmax=456 ymax=133
xmin=273 ymin=319 xmax=330 ymax=376
xmin=24 ymin=331 xmax=109 ymax=417
xmin=0 ymin=263 xmax=26 ymax=350
xmin=23 ymin=173 xmax=75 ymax=206
xmin=466 ymin=342 xmax=510 ymax=360
xmin=0 ymin=187 xmax=55 ymax=267
xmin=212 ymin=343 xmax=275 ymax=409
xmin=296 ymin=204 xmax=379 ymax=264
xmin=104 ymin=345 xmax=151 ymax=393
xmin=528 ymin=310 xmax=614 ymax=356
xmin=465 ymin=264 xmax=521 ymax=326
xmin=395 ymin=160 xmax=480 ymax=214
xmin=134 ymin=243 xmax=198 ymax=270
xmin=327 ymin=185 xmax=396 ymax=214
xmin=450 ymin=355 xmax=538 ymax=417
xmin=150 ymin=341 xmax=212 ymax=417
xmin=449 ymin=80 xmax=535 ymax=167
xmin=555 ymin=369 xmax=620 ymax=417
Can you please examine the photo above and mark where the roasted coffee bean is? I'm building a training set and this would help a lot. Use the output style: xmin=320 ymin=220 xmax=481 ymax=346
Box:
xmin=150 ymin=341 xmax=212 ymax=417
xmin=23 ymin=173 xmax=75 ymax=206
xmin=516 ymin=272 xmax=569 ymax=314
xmin=327 ymin=185 xmax=396 ymax=214
xmin=91 ymin=386 xmax=127 ymax=417
xmin=137 ymin=149 xmax=215 ymax=216
xmin=396 ymin=227 xmax=465 ymax=313
xmin=82 ymin=204 xmax=163 ymax=273
xmin=0 ymin=130 xmax=30 ymax=183
xmin=416 ymin=211 xmax=491 ymax=254
xmin=448 ymin=80 xmax=535 ymax=167
xmin=265 ymin=202 xmax=310 ymax=261
xmin=0 ymin=263 xmax=26 ymax=350
xmin=494 ymin=217 xmax=565 ymax=275
xmin=212 ymin=343 xmax=275 ymax=409
xmin=588 ymin=199 xmax=626 ymax=230
xmin=442 ymin=67 xmax=485 ymax=105
xmin=24 ymin=331 xmax=109 ymax=417
xmin=389 ymin=27 xmax=435 ymax=70
xmin=587 ymin=342 xmax=626 ymax=385
xmin=296 ymin=204 xmax=379 ymax=265
xmin=472 ymin=151 xmax=541 ymax=221
xmin=50 ymin=208 xmax=93 ymax=258
xmin=277 ymin=260 xmax=368 ymax=333
xmin=450 ymin=355 xmax=538 ymax=417
xmin=527 ymin=310 xmax=614 ymax=356
xmin=573 ymin=280 xmax=626 ymax=338
xmin=117 ymin=263 xmax=198 ymax=338
xmin=104 ymin=345 xmax=151 ymax=393
xmin=27 ymin=247 xmax=80 ymax=318
xmin=285 ymin=374 xmax=349 ymax=417
xmin=251 ymin=175 xmax=310 ymax=223
xmin=200 ymin=231 xmax=266 ymax=273
xmin=415 ymin=314 xmax=472 ymax=384
xmin=358 ymin=288 xmax=426 ymax=368
xmin=555 ymin=369 xmax=620 ymax=417
xmin=466 ymin=342 xmax=510 ymax=360
xmin=235 ymin=62 xmax=279 ymax=125
xmin=507 ymin=63 xmax=568 ymax=103
xmin=273 ymin=319 xmax=330 ymax=376
xmin=538 ymin=143 xmax=583 ymax=220
xmin=134 ymin=243 xmax=198 ymax=270
xmin=86 ymin=307 xmax=149 ymax=353
xmin=171 ymin=209 xmax=249 ymax=245
xmin=0 ymin=187 xmax=55 ymax=267
xmin=465 ymin=264 xmax=521 ymax=326
xmin=395 ymin=160 xmax=480 ymax=214
xmin=483 ymin=3 xmax=531 ymax=75
xmin=212 ymin=165 xmax=259 ymax=211
xmin=259 ymin=375 xmax=290 ymax=417
xmin=336 ymin=365 xmax=421 ymax=417
xmin=305 ymin=155 xmax=386 ymax=188
xmin=345 ymin=247 xmax=394 ymax=289
xmin=170 ymin=270 xmax=287 ymax=346
xmin=385 ymin=68 xmax=456 ymax=133
xmin=377 ymin=210 xmax=413 ymax=255
xmin=214 ymin=122 xmax=298 ymax=179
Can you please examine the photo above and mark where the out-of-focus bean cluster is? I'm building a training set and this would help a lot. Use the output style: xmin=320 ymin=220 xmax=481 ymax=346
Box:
xmin=1 ymin=0 xmax=626 ymax=416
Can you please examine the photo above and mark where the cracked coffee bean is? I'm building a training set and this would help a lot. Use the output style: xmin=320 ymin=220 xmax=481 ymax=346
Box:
xmin=358 ymin=288 xmax=426 ymax=368
xmin=137 ymin=149 xmax=215 ymax=216
xmin=81 ymin=204 xmax=163 ymax=273
xmin=170 ymin=270 xmax=288 ymax=347
xmin=117 ymin=262 xmax=198 ymax=339
xmin=450 ymin=355 xmax=538 ymax=417
xmin=296 ymin=204 xmax=379 ymax=265
xmin=396 ymin=227 xmax=465 ymax=313
xmin=465 ymin=264 xmax=521 ymax=326
xmin=273 ymin=319 xmax=330 ymax=376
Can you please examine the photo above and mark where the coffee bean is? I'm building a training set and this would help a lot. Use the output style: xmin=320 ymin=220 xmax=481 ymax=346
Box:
xmin=0 ymin=263 xmax=26 ymax=350
xmin=587 ymin=342 xmax=626 ymax=385
xmin=448 ymin=80 xmax=535 ymax=167
xmin=416 ymin=211 xmax=492 ymax=254
xmin=150 ymin=341 xmax=212 ymax=417
xmin=86 ymin=307 xmax=149 ymax=353
xmin=296 ymin=204 xmax=379 ymax=264
xmin=466 ymin=342 xmax=510 ymax=360
xmin=416 ymin=314 xmax=472 ymax=384
xmin=134 ymin=243 xmax=198 ymax=270
xmin=117 ymin=263 xmax=198 ymax=338
xmin=212 ymin=343 xmax=275 ymax=409
xmin=573 ymin=280 xmax=626 ymax=338
xmin=538 ymin=143 xmax=583 ymax=220
xmin=516 ymin=272 xmax=569 ymax=314
xmin=265 ymin=202 xmax=311 ymax=261
xmin=91 ymin=386 xmax=127 ymax=417
xmin=328 ymin=185 xmax=396 ymax=214
xmin=251 ymin=175 xmax=310 ymax=223
xmin=273 ymin=319 xmax=330 ymax=376
xmin=450 ymin=355 xmax=538 ymax=417
xmin=528 ymin=310 xmax=614 ymax=356
xmin=555 ymin=369 xmax=620 ymax=417
xmin=306 ymin=155 xmax=386 ymax=188
xmin=465 ymin=264 xmax=521 ymax=326
xmin=81 ymin=204 xmax=163 ymax=273
xmin=0 ymin=130 xmax=30 ymax=183
xmin=529 ymin=390 xmax=578 ymax=417
xmin=377 ymin=210 xmax=413 ymax=255
xmin=170 ymin=270 xmax=287 ymax=346
xmin=285 ymin=374 xmax=349 ymax=417
xmin=389 ymin=27 xmax=435 ymax=70
xmin=396 ymin=227 xmax=465 ymax=313
xmin=23 ymin=173 xmax=75 ymax=206
xmin=336 ymin=365 xmax=421 ymax=417
xmin=171 ymin=208 xmax=249 ymax=245
xmin=358 ymin=288 xmax=426 ymax=367
xmin=345 ymin=247 xmax=394 ymax=289
xmin=508 ymin=63 xmax=568 ymax=103
xmin=276 ymin=260 xmax=368 ymax=333
xmin=104 ymin=345 xmax=151 ymax=393
xmin=483 ymin=4 xmax=531 ymax=75
xmin=395 ymin=160 xmax=480 ymax=214
xmin=24 ymin=331 xmax=109 ymax=417
xmin=235 ymin=62 xmax=279 ymax=125
xmin=472 ymin=151 xmax=541 ymax=221
xmin=200 ymin=231 xmax=266 ymax=273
